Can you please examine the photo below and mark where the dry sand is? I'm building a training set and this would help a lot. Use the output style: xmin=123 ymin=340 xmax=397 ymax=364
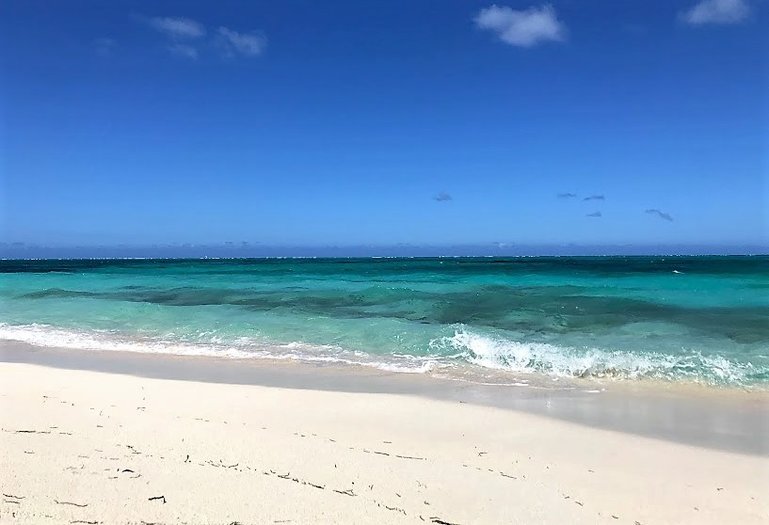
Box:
xmin=1 ymin=361 xmax=767 ymax=524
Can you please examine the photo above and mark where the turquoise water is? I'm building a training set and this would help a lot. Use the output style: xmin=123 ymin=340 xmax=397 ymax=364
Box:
xmin=1 ymin=257 xmax=768 ymax=386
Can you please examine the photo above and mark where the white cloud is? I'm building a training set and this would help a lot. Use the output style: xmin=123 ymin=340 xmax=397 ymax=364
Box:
xmin=474 ymin=4 xmax=565 ymax=47
xmin=148 ymin=16 xmax=206 ymax=39
xmin=217 ymin=27 xmax=266 ymax=57
xmin=168 ymin=43 xmax=198 ymax=59
xmin=680 ymin=0 xmax=750 ymax=25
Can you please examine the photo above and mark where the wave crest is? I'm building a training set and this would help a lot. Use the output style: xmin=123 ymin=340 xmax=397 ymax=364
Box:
xmin=431 ymin=328 xmax=761 ymax=385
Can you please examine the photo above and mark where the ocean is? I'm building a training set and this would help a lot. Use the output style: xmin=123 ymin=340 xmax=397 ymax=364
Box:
xmin=1 ymin=256 xmax=767 ymax=387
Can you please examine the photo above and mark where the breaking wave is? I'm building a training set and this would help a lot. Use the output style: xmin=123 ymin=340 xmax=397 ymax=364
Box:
xmin=429 ymin=328 xmax=764 ymax=385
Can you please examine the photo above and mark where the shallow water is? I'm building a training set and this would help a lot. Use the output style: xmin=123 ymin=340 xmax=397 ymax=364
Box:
xmin=1 ymin=257 xmax=767 ymax=386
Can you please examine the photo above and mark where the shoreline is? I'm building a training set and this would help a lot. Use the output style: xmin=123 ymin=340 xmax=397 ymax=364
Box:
xmin=2 ymin=340 xmax=767 ymax=457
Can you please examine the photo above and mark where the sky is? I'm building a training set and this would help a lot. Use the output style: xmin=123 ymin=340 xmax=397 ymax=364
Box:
xmin=1 ymin=0 xmax=767 ymax=254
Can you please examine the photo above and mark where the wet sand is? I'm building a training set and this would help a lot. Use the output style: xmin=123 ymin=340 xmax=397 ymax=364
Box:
xmin=2 ymin=341 xmax=768 ymax=455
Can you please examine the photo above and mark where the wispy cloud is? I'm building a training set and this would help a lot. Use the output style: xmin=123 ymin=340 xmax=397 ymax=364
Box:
xmin=474 ymin=4 xmax=565 ymax=48
xmin=148 ymin=16 xmax=206 ymax=39
xmin=680 ymin=0 xmax=750 ymax=25
xmin=217 ymin=27 xmax=266 ymax=57
xmin=557 ymin=192 xmax=577 ymax=199
xmin=582 ymin=194 xmax=605 ymax=201
xmin=143 ymin=16 xmax=206 ymax=59
xmin=433 ymin=192 xmax=453 ymax=202
xmin=586 ymin=211 xmax=602 ymax=218
xmin=645 ymin=209 xmax=674 ymax=222
xmin=168 ymin=43 xmax=199 ymax=60
xmin=93 ymin=38 xmax=116 ymax=57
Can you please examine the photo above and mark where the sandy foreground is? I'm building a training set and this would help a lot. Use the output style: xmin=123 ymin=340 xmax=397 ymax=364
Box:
xmin=1 ymin=362 xmax=767 ymax=525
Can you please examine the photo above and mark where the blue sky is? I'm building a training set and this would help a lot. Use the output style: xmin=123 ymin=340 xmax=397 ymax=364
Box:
xmin=1 ymin=0 xmax=767 ymax=252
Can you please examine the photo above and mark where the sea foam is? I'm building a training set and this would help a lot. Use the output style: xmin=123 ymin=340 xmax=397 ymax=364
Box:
xmin=2 ymin=322 xmax=763 ymax=386
xmin=0 ymin=323 xmax=442 ymax=375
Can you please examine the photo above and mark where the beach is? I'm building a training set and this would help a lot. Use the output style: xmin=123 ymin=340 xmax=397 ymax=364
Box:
xmin=2 ymin=344 xmax=768 ymax=524
xmin=2 ymin=257 xmax=769 ymax=523
xmin=6 ymin=0 xmax=767 ymax=520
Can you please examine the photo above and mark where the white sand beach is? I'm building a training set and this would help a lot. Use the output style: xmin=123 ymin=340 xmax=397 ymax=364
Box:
xmin=1 ymin=359 xmax=767 ymax=524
